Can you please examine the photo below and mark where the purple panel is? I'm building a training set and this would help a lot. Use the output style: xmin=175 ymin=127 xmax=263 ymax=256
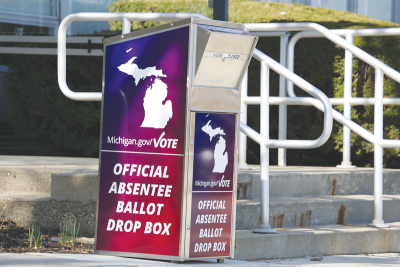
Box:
xmin=96 ymin=26 xmax=189 ymax=257
xmin=189 ymin=192 xmax=232 ymax=258
xmin=101 ymin=26 xmax=189 ymax=155
xmin=192 ymin=113 xmax=236 ymax=192
xmin=189 ymin=113 xmax=236 ymax=258
xmin=96 ymin=151 xmax=184 ymax=256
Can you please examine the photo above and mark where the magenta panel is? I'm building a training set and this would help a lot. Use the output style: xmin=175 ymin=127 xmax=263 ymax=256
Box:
xmin=96 ymin=152 xmax=183 ymax=256
xmin=96 ymin=26 xmax=189 ymax=257
xmin=189 ymin=113 xmax=236 ymax=258
xmin=189 ymin=192 xmax=232 ymax=258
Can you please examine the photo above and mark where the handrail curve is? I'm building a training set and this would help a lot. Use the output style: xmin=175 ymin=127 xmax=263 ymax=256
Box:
xmin=245 ymin=23 xmax=400 ymax=84
xmin=282 ymin=26 xmax=400 ymax=148
xmin=287 ymin=28 xmax=400 ymax=97
xmin=243 ymin=96 xmax=377 ymax=145
xmin=251 ymin=49 xmax=333 ymax=149
xmin=57 ymin=12 xmax=210 ymax=101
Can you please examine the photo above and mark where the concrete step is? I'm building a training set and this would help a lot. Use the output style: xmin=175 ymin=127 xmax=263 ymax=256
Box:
xmin=234 ymin=222 xmax=400 ymax=260
xmin=0 ymin=169 xmax=99 ymax=237
xmin=236 ymin=195 xmax=400 ymax=230
xmin=0 ymin=157 xmax=98 ymax=236
xmin=1 ymin=156 xmax=400 ymax=242
xmin=4 ymin=190 xmax=398 ymax=236
xmin=0 ymin=156 xmax=99 ymax=237
xmin=0 ymin=156 xmax=98 ymax=195
xmin=238 ymin=166 xmax=400 ymax=199
xmin=0 ymin=193 xmax=96 ymax=236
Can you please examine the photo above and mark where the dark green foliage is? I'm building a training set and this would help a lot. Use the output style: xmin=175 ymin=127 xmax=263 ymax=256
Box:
xmin=3 ymin=0 xmax=400 ymax=167
xmin=331 ymin=34 xmax=400 ymax=168
xmin=106 ymin=0 xmax=212 ymax=31
xmin=243 ymin=21 xmax=400 ymax=167
xmin=3 ymin=54 xmax=102 ymax=157
xmin=246 ymin=35 xmax=342 ymax=166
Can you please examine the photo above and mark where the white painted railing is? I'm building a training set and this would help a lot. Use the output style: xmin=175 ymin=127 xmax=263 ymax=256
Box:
xmin=239 ymin=31 xmax=290 ymax=169
xmin=244 ymin=22 xmax=400 ymax=228
xmin=52 ymin=14 xmax=399 ymax=231
xmin=241 ymin=48 xmax=334 ymax=233
xmin=57 ymin=12 xmax=210 ymax=101
xmin=287 ymin=28 xmax=400 ymax=169
xmin=241 ymin=26 xmax=400 ymax=170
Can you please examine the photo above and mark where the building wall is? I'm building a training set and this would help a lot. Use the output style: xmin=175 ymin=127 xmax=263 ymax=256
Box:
xmin=1 ymin=0 xmax=56 ymax=16
xmin=0 ymin=0 xmax=119 ymax=36
xmin=69 ymin=0 xmax=118 ymax=35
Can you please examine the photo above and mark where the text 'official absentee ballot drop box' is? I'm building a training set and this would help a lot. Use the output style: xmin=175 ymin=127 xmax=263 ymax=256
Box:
xmin=95 ymin=18 xmax=258 ymax=261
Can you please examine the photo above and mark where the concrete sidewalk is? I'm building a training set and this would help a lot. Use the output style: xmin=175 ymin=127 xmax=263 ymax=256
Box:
xmin=1 ymin=253 xmax=400 ymax=267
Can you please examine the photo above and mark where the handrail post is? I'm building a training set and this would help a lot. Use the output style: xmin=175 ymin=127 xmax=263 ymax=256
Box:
xmin=239 ymin=69 xmax=251 ymax=170
xmin=337 ymin=33 xmax=356 ymax=169
xmin=122 ymin=17 xmax=131 ymax=34
xmin=278 ymin=32 xmax=290 ymax=167
xmin=254 ymin=61 xmax=276 ymax=234
xmin=369 ymin=68 xmax=389 ymax=228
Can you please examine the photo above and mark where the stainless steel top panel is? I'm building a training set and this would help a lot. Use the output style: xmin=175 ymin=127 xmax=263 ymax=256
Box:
xmin=103 ymin=17 xmax=249 ymax=46
xmin=192 ymin=24 xmax=258 ymax=89
xmin=103 ymin=18 xmax=192 ymax=45
xmin=192 ymin=18 xmax=246 ymax=30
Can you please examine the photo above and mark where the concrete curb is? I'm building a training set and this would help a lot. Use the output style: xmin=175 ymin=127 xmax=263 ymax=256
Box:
xmin=235 ymin=222 xmax=400 ymax=260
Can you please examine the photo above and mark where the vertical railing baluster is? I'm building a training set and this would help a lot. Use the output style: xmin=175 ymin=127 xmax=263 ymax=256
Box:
xmin=239 ymin=70 xmax=251 ymax=170
xmin=337 ymin=33 xmax=356 ymax=169
xmin=122 ymin=17 xmax=131 ymax=34
xmin=278 ymin=32 xmax=289 ymax=167
xmin=254 ymin=60 xmax=276 ymax=234
xmin=369 ymin=68 xmax=389 ymax=228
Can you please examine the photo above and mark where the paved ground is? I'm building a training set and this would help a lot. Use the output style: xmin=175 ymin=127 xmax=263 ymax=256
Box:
xmin=1 ymin=253 xmax=400 ymax=267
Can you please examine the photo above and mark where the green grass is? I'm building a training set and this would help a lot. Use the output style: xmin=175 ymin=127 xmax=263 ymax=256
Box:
xmin=106 ymin=0 xmax=400 ymax=168
xmin=108 ymin=0 xmax=398 ymax=30
xmin=230 ymin=1 xmax=396 ymax=26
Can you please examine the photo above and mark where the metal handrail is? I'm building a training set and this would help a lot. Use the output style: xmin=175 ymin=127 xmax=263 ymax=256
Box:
xmin=244 ymin=22 xmax=400 ymax=228
xmin=242 ymin=96 xmax=376 ymax=145
xmin=286 ymin=28 xmax=400 ymax=169
xmin=239 ymin=48 xmax=333 ymax=233
xmin=57 ymin=12 xmax=210 ymax=101
xmin=245 ymin=23 xmax=400 ymax=83
xmin=240 ymin=27 xmax=400 ymax=170
xmin=238 ymin=32 xmax=290 ymax=169
xmin=252 ymin=49 xmax=333 ymax=149
xmin=53 ymin=14 xmax=399 ymax=231
xmin=287 ymin=28 xmax=400 ymax=98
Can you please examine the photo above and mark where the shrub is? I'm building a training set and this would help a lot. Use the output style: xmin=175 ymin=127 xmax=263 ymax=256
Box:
xmin=3 ymin=0 xmax=400 ymax=167
xmin=3 ymin=53 xmax=102 ymax=157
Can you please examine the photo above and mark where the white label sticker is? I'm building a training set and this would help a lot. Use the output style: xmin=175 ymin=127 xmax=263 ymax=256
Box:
xmin=211 ymin=52 xmax=241 ymax=60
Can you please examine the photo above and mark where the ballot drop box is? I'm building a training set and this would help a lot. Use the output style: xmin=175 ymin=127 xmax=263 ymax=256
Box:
xmin=95 ymin=18 xmax=258 ymax=261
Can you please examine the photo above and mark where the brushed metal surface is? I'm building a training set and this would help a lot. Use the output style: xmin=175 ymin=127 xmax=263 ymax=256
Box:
xmin=190 ymin=23 xmax=258 ymax=112
xmin=193 ymin=31 xmax=256 ymax=89
xmin=204 ymin=31 xmax=256 ymax=55
xmin=192 ymin=18 xmax=246 ymax=30
xmin=195 ymin=25 xmax=211 ymax=76
xmin=103 ymin=18 xmax=192 ymax=45
xmin=190 ymin=87 xmax=240 ymax=112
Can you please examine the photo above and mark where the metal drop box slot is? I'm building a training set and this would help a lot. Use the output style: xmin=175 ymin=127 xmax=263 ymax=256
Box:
xmin=191 ymin=22 xmax=257 ymax=112
xmin=96 ymin=18 xmax=258 ymax=261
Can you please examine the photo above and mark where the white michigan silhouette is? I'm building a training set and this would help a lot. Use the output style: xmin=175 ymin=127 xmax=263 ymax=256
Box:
xmin=201 ymin=120 xmax=228 ymax=173
xmin=118 ymin=56 xmax=172 ymax=128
